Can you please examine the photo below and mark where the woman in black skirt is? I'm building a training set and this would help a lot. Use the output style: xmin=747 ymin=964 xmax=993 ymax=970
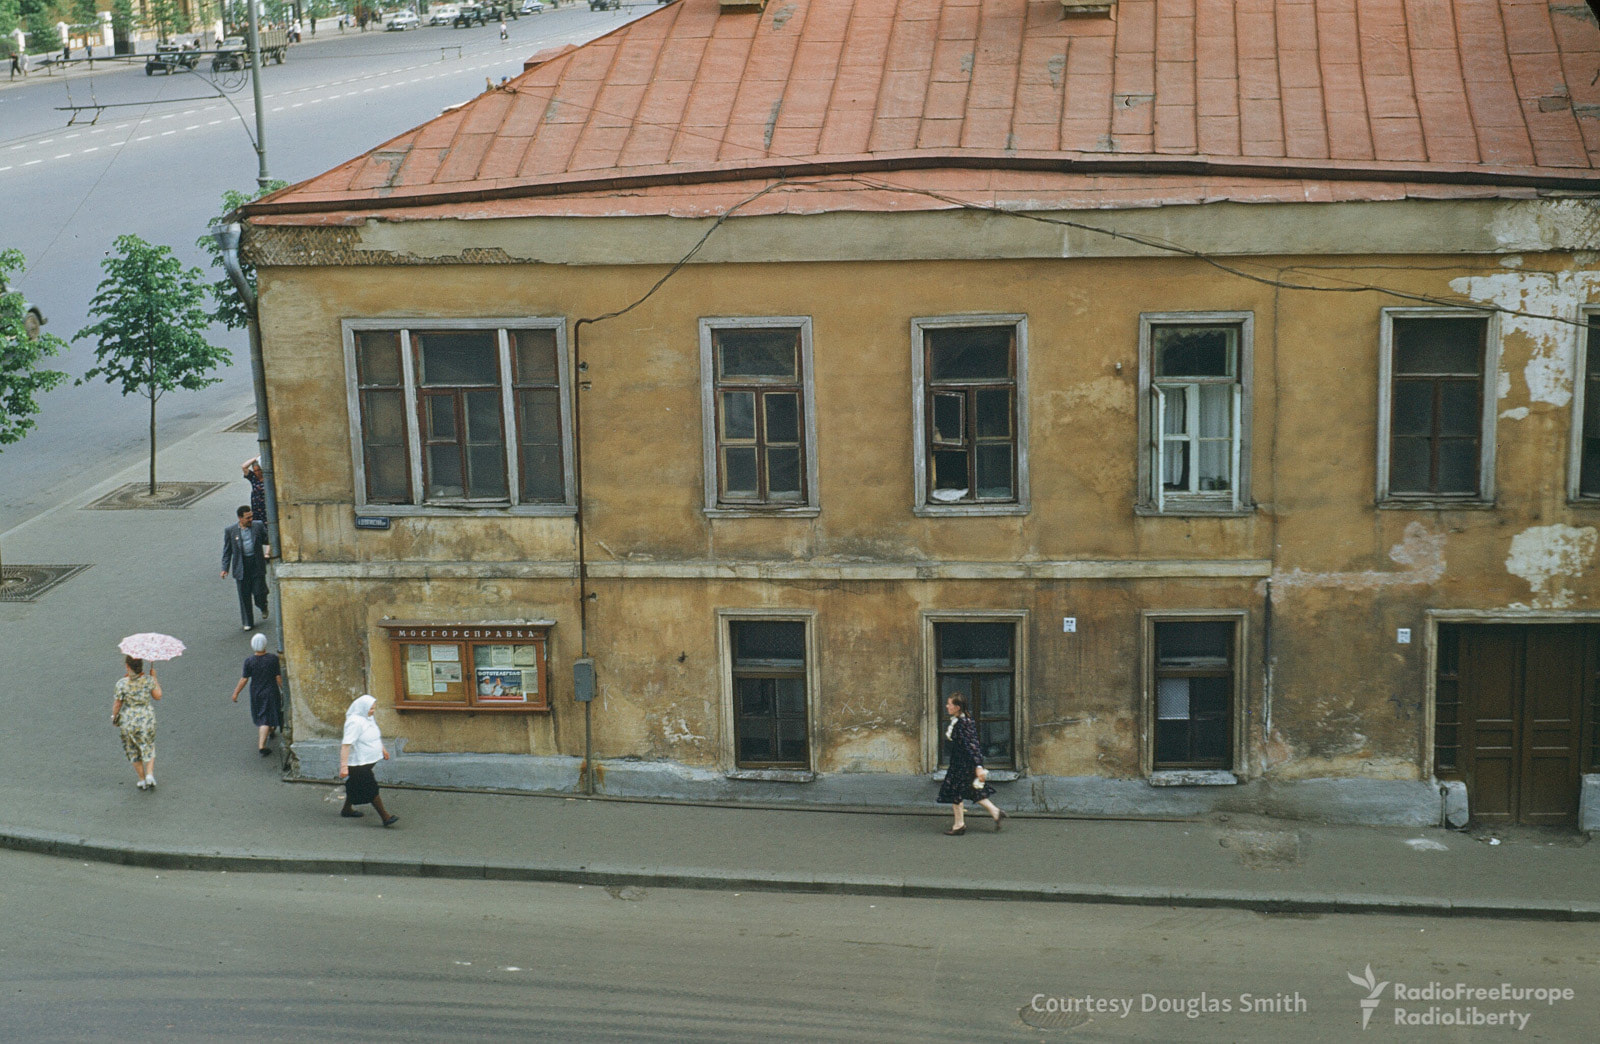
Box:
xmin=937 ymin=694 xmax=1005 ymax=835
xmin=339 ymin=694 xmax=397 ymax=826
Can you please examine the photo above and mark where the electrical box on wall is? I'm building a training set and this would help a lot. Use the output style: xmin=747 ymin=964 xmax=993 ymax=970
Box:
xmin=573 ymin=658 xmax=596 ymax=702
xmin=1063 ymin=617 xmax=1077 ymax=633
xmin=1397 ymin=628 xmax=1412 ymax=644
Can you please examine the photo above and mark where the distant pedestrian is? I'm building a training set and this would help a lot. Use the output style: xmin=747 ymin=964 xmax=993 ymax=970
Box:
xmin=937 ymin=694 xmax=1004 ymax=835
xmin=112 ymin=655 xmax=162 ymax=791
xmin=9 ymin=51 xmax=25 ymax=79
xmin=231 ymin=633 xmax=283 ymax=756
xmin=242 ymin=456 xmax=267 ymax=524
xmin=498 ymin=18 xmax=508 ymax=40
xmin=339 ymin=695 xmax=398 ymax=826
xmin=221 ymin=504 xmax=271 ymax=631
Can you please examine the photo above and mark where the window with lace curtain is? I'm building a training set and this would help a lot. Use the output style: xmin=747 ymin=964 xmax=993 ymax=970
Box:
xmin=1137 ymin=314 xmax=1253 ymax=514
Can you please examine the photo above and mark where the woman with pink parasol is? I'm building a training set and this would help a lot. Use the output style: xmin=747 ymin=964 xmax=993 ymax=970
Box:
xmin=113 ymin=634 xmax=184 ymax=790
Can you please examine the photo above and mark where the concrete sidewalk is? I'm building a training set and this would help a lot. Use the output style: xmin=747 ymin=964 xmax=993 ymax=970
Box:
xmin=0 ymin=401 xmax=1595 ymax=921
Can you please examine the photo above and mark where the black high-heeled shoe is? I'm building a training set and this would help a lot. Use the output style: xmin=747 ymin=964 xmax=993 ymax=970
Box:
xmin=992 ymin=809 xmax=1006 ymax=832
xmin=943 ymin=825 xmax=966 ymax=836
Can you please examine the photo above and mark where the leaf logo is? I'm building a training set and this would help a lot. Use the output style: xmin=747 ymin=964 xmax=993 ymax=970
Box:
xmin=1346 ymin=964 xmax=1390 ymax=1030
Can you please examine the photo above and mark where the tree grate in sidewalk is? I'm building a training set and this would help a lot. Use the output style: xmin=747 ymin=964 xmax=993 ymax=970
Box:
xmin=82 ymin=481 xmax=228 ymax=511
xmin=0 ymin=564 xmax=91 ymax=602
xmin=222 ymin=414 xmax=258 ymax=433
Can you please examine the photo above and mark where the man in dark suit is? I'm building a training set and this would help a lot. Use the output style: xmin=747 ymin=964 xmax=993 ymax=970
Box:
xmin=221 ymin=505 xmax=271 ymax=630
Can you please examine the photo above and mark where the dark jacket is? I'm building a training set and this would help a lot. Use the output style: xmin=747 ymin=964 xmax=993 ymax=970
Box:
xmin=221 ymin=520 xmax=270 ymax=576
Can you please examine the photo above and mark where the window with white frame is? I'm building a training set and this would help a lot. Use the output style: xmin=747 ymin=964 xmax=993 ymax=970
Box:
xmin=1138 ymin=314 xmax=1252 ymax=513
xmin=912 ymin=317 xmax=1029 ymax=515
xmin=1572 ymin=314 xmax=1600 ymax=500
xmin=1378 ymin=310 xmax=1497 ymax=504
xmin=698 ymin=319 xmax=818 ymax=513
xmin=344 ymin=322 xmax=574 ymax=512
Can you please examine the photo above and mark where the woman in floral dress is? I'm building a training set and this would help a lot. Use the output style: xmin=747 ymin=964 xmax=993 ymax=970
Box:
xmin=112 ymin=655 xmax=162 ymax=790
xmin=937 ymin=694 xmax=1005 ymax=835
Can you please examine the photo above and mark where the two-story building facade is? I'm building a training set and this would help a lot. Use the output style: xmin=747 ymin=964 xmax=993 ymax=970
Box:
xmin=243 ymin=0 xmax=1600 ymax=826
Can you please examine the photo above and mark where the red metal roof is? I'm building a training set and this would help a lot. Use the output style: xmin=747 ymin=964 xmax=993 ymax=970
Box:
xmin=253 ymin=0 xmax=1600 ymax=217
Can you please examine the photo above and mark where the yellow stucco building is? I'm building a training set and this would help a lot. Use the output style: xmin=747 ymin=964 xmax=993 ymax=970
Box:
xmin=243 ymin=0 xmax=1600 ymax=826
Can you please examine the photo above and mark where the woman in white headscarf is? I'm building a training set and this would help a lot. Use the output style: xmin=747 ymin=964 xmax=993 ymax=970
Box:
xmin=231 ymin=632 xmax=283 ymax=756
xmin=338 ymin=695 xmax=397 ymax=826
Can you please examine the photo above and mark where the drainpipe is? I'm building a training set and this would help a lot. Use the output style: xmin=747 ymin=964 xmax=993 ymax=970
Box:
xmin=216 ymin=221 xmax=289 ymax=753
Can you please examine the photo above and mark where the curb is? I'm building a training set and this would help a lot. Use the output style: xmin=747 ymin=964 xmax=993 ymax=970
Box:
xmin=4 ymin=827 xmax=1596 ymax=922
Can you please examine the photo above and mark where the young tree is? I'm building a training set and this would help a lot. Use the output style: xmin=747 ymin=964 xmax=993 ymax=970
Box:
xmin=0 ymin=249 xmax=69 ymax=574
xmin=77 ymin=235 xmax=231 ymax=496
xmin=197 ymin=181 xmax=286 ymax=330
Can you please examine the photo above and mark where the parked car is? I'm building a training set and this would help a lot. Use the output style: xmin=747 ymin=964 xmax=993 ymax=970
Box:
xmin=452 ymin=4 xmax=486 ymax=26
xmin=519 ymin=0 xmax=544 ymax=11
xmin=589 ymin=0 xmax=618 ymax=9
xmin=428 ymin=4 xmax=459 ymax=24
xmin=145 ymin=48 xmax=198 ymax=75
xmin=386 ymin=10 xmax=420 ymax=29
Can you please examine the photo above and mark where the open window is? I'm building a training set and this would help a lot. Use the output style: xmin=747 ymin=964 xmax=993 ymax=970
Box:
xmin=1138 ymin=313 xmax=1252 ymax=514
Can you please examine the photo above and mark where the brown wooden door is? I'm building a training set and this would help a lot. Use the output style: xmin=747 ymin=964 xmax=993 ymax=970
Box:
xmin=1455 ymin=625 xmax=1588 ymax=827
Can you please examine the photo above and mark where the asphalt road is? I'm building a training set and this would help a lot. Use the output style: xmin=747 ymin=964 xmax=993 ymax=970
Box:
xmin=0 ymin=6 xmax=648 ymax=533
xmin=2 ymin=849 xmax=1595 ymax=1043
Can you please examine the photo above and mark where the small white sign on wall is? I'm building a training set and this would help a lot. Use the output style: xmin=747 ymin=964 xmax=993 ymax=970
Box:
xmin=1063 ymin=617 xmax=1077 ymax=633
xmin=1396 ymin=628 xmax=1412 ymax=644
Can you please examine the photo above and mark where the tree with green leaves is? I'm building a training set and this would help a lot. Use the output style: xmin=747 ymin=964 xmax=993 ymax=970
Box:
xmin=77 ymin=235 xmax=231 ymax=496
xmin=146 ymin=0 xmax=187 ymax=40
xmin=69 ymin=0 xmax=97 ymax=28
xmin=0 ymin=249 xmax=70 ymax=574
xmin=197 ymin=181 xmax=286 ymax=330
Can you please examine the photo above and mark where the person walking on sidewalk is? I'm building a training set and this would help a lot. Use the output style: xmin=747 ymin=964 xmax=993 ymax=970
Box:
xmin=220 ymin=505 xmax=270 ymax=631
xmin=339 ymin=695 xmax=398 ymax=826
xmin=937 ymin=694 xmax=1004 ymax=835
xmin=231 ymin=633 xmax=283 ymax=756
xmin=9 ymin=50 xmax=26 ymax=79
xmin=112 ymin=655 xmax=162 ymax=791
xmin=242 ymin=456 xmax=268 ymax=525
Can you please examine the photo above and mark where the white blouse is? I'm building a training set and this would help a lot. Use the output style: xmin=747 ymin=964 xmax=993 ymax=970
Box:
xmin=342 ymin=713 xmax=384 ymax=767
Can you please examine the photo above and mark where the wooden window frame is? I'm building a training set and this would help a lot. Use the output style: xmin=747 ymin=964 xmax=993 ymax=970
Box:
xmin=382 ymin=622 xmax=552 ymax=712
xmin=1376 ymin=308 xmax=1500 ymax=509
xmin=1140 ymin=610 xmax=1247 ymax=778
xmin=342 ymin=319 xmax=576 ymax=517
xmin=698 ymin=317 xmax=820 ymax=517
xmin=911 ymin=316 xmax=1029 ymax=517
xmin=1567 ymin=308 xmax=1600 ymax=504
xmin=1136 ymin=312 xmax=1254 ymax=516
xmin=920 ymin=610 xmax=1029 ymax=773
xmin=715 ymin=610 xmax=819 ymax=773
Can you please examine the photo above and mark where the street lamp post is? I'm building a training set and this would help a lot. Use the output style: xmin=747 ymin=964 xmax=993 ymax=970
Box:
xmin=245 ymin=0 xmax=269 ymax=188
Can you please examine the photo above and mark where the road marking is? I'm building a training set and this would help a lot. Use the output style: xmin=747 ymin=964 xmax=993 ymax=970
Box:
xmin=53 ymin=153 xmax=69 ymax=159
xmin=0 ymin=166 xmax=10 ymax=171
xmin=184 ymin=124 xmax=199 ymax=130
xmin=63 ymin=133 xmax=79 ymax=140
xmin=38 ymin=138 xmax=52 ymax=144
xmin=291 ymin=102 xmax=303 ymax=107
xmin=161 ymin=130 xmax=176 ymax=136
xmin=272 ymin=106 xmax=284 ymax=112
xmin=209 ymin=119 xmax=222 ymax=125
xmin=136 ymin=135 xmax=152 ymax=141
xmin=24 ymin=159 xmax=40 ymax=165
xmin=82 ymin=147 xmax=98 ymax=153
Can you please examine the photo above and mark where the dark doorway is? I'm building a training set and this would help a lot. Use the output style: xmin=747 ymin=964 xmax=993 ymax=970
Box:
xmin=1435 ymin=624 xmax=1595 ymax=827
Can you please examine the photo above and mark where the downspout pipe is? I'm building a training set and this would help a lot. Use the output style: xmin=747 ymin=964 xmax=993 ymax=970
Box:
xmin=216 ymin=222 xmax=289 ymax=749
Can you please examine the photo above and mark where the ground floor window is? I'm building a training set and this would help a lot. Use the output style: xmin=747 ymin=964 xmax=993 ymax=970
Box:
xmin=382 ymin=622 xmax=550 ymax=711
xmin=730 ymin=619 xmax=809 ymax=768
xmin=935 ymin=620 xmax=1016 ymax=769
xmin=1149 ymin=617 xmax=1237 ymax=770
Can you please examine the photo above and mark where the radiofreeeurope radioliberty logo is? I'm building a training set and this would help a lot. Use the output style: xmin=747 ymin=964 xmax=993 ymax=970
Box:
xmin=1346 ymin=965 xmax=1575 ymax=1031
xmin=1348 ymin=965 xmax=1389 ymax=1029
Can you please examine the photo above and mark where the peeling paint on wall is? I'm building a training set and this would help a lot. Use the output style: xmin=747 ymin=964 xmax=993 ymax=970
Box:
xmin=1505 ymin=524 xmax=1599 ymax=607
xmin=1450 ymin=270 xmax=1600 ymax=408
xmin=1271 ymin=522 xmax=1445 ymax=592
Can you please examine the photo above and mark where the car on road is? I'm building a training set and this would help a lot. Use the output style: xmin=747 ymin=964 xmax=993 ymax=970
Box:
xmin=519 ymin=0 xmax=544 ymax=11
xmin=428 ymin=4 xmax=459 ymax=24
xmin=589 ymin=0 xmax=619 ymax=9
xmin=386 ymin=10 xmax=421 ymax=29
xmin=145 ymin=48 xmax=198 ymax=75
xmin=211 ymin=37 xmax=247 ymax=71
xmin=452 ymin=3 xmax=487 ymax=26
